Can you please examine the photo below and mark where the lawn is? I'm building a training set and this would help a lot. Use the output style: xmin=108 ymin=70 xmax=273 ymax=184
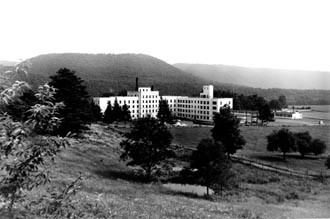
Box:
xmin=170 ymin=125 xmax=330 ymax=174
xmin=3 ymin=124 xmax=330 ymax=218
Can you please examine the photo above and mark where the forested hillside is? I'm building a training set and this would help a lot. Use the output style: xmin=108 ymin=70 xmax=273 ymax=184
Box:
xmin=3 ymin=53 xmax=330 ymax=105
xmin=174 ymin=63 xmax=330 ymax=90
xmin=17 ymin=53 xmax=211 ymax=97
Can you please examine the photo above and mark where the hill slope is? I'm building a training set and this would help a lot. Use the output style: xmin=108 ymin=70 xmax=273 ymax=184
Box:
xmin=174 ymin=63 xmax=330 ymax=90
xmin=6 ymin=53 xmax=330 ymax=105
xmin=21 ymin=53 xmax=211 ymax=97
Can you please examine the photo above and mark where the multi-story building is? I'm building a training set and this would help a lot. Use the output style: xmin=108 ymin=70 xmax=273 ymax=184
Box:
xmin=93 ymin=80 xmax=233 ymax=124
xmin=162 ymin=85 xmax=232 ymax=123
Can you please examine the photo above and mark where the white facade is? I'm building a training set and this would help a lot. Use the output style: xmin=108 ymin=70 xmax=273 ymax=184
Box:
xmin=162 ymin=85 xmax=233 ymax=123
xmin=94 ymin=87 xmax=160 ymax=119
xmin=94 ymin=85 xmax=233 ymax=123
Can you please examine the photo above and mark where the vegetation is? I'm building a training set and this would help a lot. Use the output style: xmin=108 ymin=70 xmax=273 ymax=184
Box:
xmin=103 ymin=100 xmax=131 ymax=123
xmin=4 ymin=53 xmax=328 ymax=105
xmin=267 ymin=129 xmax=327 ymax=160
xmin=295 ymin=132 xmax=312 ymax=157
xmin=0 ymin=64 xmax=78 ymax=217
xmin=49 ymin=68 xmax=93 ymax=136
xmin=157 ymin=99 xmax=174 ymax=124
xmin=326 ymin=156 xmax=330 ymax=169
xmin=311 ymin=139 xmax=327 ymax=156
xmin=267 ymin=128 xmax=297 ymax=160
xmin=120 ymin=117 xmax=174 ymax=180
xmin=175 ymin=63 xmax=330 ymax=105
xmin=211 ymin=107 xmax=246 ymax=157
xmin=190 ymin=139 xmax=232 ymax=195
xmin=258 ymin=103 xmax=274 ymax=124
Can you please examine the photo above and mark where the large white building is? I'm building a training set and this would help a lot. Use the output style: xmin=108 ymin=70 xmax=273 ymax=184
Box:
xmin=162 ymin=85 xmax=232 ymax=123
xmin=93 ymin=82 xmax=233 ymax=123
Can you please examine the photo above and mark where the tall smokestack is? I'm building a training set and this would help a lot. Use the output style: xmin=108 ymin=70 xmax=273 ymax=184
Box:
xmin=151 ymin=85 xmax=154 ymax=91
xmin=135 ymin=77 xmax=138 ymax=91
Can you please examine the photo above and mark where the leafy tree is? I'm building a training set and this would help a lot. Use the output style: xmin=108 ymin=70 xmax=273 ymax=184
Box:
xmin=279 ymin=95 xmax=288 ymax=109
xmin=49 ymin=68 xmax=92 ymax=136
xmin=103 ymin=101 xmax=113 ymax=123
xmin=211 ymin=106 xmax=245 ymax=157
xmin=157 ymin=99 xmax=174 ymax=124
xmin=3 ymin=88 xmax=37 ymax=121
xmin=190 ymin=138 xmax=232 ymax=196
xmin=120 ymin=117 xmax=174 ymax=180
xmin=258 ymin=103 xmax=274 ymax=125
xmin=267 ymin=128 xmax=296 ymax=160
xmin=311 ymin=139 xmax=327 ymax=156
xmin=295 ymin=132 xmax=312 ymax=157
xmin=269 ymin=99 xmax=281 ymax=112
xmin=0 ymin=83 xmax=69 ymax=216
xmin=121 ymin=103 xmax=131 ymax=121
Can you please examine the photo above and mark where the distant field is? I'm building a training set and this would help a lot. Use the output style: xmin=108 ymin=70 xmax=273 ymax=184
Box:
xmin=170 ymin=125 xmax=330 ymax=174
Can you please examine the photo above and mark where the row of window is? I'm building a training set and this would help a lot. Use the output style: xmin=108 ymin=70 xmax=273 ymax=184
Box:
xmin=177 ymin=105 xmax=211 ymax=110
xmin=142 ymin=95 xmax=158 ymax=99
xmin=176 ymin=113 xmax=211 ymax=120
xmin=177 ymin=109 xmax=212 ymax=115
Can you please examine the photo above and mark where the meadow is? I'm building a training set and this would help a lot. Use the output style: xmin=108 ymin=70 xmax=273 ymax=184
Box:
xmin=6 ymin=124 xmax=329 ymax=219
xmin=170 ymin=125 xmax=330 ymax=175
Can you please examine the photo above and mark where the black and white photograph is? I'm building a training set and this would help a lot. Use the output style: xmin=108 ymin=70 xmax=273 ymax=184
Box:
xmin=0 ymin=0 xmax=329 ymax=218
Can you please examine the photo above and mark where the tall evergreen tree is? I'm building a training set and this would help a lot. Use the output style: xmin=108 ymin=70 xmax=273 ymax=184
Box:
xmin=49 ymin=68 xmax=92 ymax=136
xmin=157 ymin=99 xmax=174 ymax=124
xmin=211 ymin=106 xmax=245 ymax=157
xmin=103 ymin=101 xmax=113 ymax=123
xmin=90 ymin=101 xmax=102 ymax=122
xmin=112 ymin=98 xmax=122 ymax=122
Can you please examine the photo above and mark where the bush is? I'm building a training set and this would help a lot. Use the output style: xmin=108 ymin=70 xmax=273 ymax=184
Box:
xmin=325 ymin=156 xmax=330 ymax=169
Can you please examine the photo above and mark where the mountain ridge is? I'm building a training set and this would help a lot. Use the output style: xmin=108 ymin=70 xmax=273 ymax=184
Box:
xmin=3 ymin=53 xmax=329 ymax=105
xmin=174 ymin=63 xmax=330 ymax=90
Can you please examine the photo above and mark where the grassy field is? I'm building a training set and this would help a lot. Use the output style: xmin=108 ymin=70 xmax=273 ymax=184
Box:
xmin=3 ymin=124 xmax=330 ymax=218
xmin=170 ymin=125 xmax=330 ymax=174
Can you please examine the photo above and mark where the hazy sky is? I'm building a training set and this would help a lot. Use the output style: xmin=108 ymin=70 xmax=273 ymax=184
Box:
xmin=1 ymin=0 xmax=330 ymax=71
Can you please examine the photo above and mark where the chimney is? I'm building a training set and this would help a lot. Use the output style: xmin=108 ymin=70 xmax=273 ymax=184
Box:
xmin=135 ymin=77 xmax=138 ymax=91
xmin=151 ymin=85 xmax=154 ymax=91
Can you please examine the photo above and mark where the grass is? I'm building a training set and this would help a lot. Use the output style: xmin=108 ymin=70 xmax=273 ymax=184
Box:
xmin=170 ymin=125 xmax=330 ymax=175
xmin=2 ymin=124 xmax=330 ymax=218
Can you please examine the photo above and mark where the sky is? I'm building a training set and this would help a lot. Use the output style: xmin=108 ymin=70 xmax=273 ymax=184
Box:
xmin=1 ymin=0 xmax=330 ymax=72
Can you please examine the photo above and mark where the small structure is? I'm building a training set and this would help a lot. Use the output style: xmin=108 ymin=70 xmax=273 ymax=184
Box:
xmin=291 ymin=112 xmax=303 ymax=120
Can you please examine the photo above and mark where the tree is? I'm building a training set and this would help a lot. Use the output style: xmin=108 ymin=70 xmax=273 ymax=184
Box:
xmin=120 ymin=117 xmax=174 ymax=181
xmin=49 ymin=68 xmax=92 ymax=136
xmin=258 ymin=103 xmax=274 ymax=125
xmin=295 ymin=132 xmax=312 ymax=157
xmin=90 ymin=101 xmax=102 ymax=122
xmin=157 ymin=99 xmax=174 ymax=124
xmin=326 ymin=156 xmax=330 ymax=169
xmin=211 ymin=106 xmax=245 ymax=157
xmin=269 ymin=99 xmax=281 ymax=112
xmin=3 ymin=88 xmax=37 ymax=121
xmin=190 ymin=138 xmax=232 ymax=196
xmin=311 ymin=139 xmax=327 ymax=156
xmin=112 ymin=98 xmax=122 ymax=122
xmin=279 ymin=95 xmax=288 ymax=109
xmin=267 ymin=128 xmax=296 ymax=160
xmin=121 ymin=103 xmax=132 ymax=121
xmin=103 ymin=101 xmax=113 ymax=123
